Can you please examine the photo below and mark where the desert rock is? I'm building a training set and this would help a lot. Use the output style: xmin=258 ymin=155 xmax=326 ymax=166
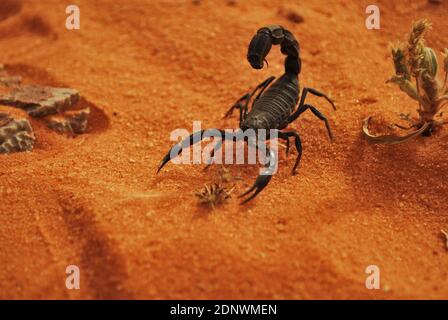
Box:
xmin=46 ymin=108 xmax=90 ymax=135
xmin=0 ymin=85 xmax=80 ymax=117
xmin=0 ymin=112 xmax=35 ymax=154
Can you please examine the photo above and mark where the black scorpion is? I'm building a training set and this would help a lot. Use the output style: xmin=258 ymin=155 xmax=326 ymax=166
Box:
xmin=157 ymin=25 xmax=336 ymax=204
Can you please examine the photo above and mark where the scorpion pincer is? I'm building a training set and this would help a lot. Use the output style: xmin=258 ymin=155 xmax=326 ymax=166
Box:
xmin=157 ymin=25 xmax=336 ymax=204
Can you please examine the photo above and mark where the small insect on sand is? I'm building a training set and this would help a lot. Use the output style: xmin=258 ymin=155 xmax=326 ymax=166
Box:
xmin=195 ymin=183 xmax=234 ymax=209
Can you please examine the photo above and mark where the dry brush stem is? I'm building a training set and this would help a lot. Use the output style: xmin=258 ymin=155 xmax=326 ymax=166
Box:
xmin=441 ymin=230 xmax=448 ymax=251
xmin=363 ymin=19 xmax=448 ymax=144
xmin=362 ymin=117 xmax=429 ymax=145
xmin=442 ymin=48 xmax=448 ymax=88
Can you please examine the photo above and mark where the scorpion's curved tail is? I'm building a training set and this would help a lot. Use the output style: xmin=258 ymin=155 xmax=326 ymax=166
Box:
xmin=247 ymin=25 xmax=301 ymax=75
xmin=157 ymin=129 xmax=277 ymax=205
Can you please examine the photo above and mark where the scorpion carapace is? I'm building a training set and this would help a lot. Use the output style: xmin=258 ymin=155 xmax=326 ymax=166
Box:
xmin=157 ymin=25 xmax=336 ymax=204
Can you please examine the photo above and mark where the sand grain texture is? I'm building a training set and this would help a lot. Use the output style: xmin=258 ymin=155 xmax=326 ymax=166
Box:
xmin=0 ymin=0 xmax=447 ymax=299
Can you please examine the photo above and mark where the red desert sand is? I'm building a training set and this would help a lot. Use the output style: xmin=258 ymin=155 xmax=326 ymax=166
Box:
xmin=0 ymin=0 xmax=447 ymax=299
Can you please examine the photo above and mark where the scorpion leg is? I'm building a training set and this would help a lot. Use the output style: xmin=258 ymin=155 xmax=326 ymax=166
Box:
xmin=306 ymin=87 xmax=336 ymax=111
xmin=157 ymin=130 xmax=206 ymax=173
xmin=307 ymin=104 xmax=334 ymax=140
xmin=239 ymin=139 xmax=277 ymax=205
xmin=289 ymin=100 xmax=334 ymax=141
xmin=289 ymin=87 xmax=336 ymax=123
xmin=252 ymin=76 xmax=276 ymax=103
xmin=203 ymin=138 xmax=223 ymax=170
xmin=203 ymin=132 xmax=239 ymax=170
xmin=224 ymin=76 xmax=276 ymax=123
xmin=279 ymin=131 xmax=303 ymax=175
xmin=224 ymin=93 xmax=250 ymax=119
xmin=277 ymin=132 xmax=291 ymax=157
xmin=281 ymin=136 xmax=291 ymax=156
xmin=157 ymin=129 xmax=233 ymax=173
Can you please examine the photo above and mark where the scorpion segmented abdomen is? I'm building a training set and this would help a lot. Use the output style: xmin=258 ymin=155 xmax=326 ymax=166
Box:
xmin=248 ymin=74 xmax=299 ymax=129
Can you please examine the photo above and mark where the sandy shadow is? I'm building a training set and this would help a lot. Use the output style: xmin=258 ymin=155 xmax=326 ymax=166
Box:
xmin=0 ymin=0 xmax=56 ymax=38
xmin=0 ymin=0 xmax=21 ymax=22
xmin=79 ymin=97 xmax=110 ymax=134
xmin=342 ymin=131 xmax=448 ymax=207
xmin=57 ymin=190 xmax=134 ymax=299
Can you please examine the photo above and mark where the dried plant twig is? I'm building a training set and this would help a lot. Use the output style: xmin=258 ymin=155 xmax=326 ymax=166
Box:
xmin=362 ymin=116 xmax=429 ymax=145
xmin=363 ymin=20 xmax=448 ymax=143
xmin=441 ymin=229 xmax=448 ymax=250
